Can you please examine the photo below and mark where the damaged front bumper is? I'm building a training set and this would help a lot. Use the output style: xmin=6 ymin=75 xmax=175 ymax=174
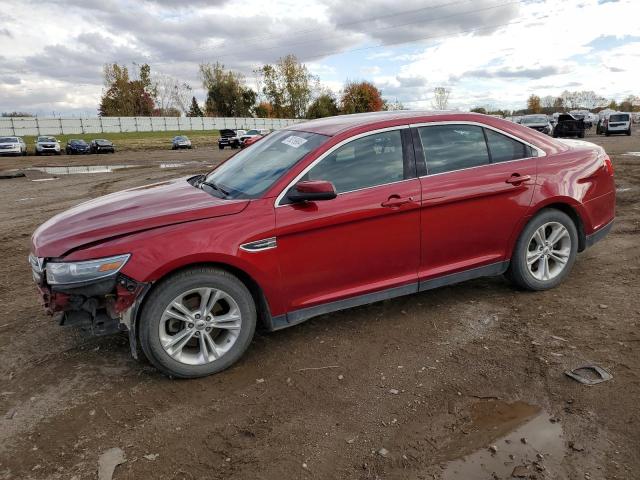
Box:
xmin=29 ymin=254 xmax=149 ymax=358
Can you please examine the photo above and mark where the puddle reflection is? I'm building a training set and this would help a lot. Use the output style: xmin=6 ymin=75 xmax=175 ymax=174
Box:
xmin=442 ymin=401 xmax=564 ymax=479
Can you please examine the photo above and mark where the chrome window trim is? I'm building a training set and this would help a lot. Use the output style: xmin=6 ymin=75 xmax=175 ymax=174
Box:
xmin=409 ymin=120 xmax=547 ymax=171
xmin=275 ymin=125 xmax=410 ymax=207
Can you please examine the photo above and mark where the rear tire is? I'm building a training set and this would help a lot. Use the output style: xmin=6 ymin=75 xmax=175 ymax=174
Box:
xmin=507 ymin=209 xmax=578 ymax=291
xmin=627 ymin=129 xmax=631 ymax=136
xmin=139 ymin=267 xmax=257 ymax=379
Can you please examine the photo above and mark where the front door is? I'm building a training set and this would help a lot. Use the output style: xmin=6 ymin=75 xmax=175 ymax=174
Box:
xmin=274 ymin=128 xmax=421 ymax=314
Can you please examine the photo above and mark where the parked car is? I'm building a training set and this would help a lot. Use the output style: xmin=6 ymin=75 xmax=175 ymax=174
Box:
xmin=601 ymin=112 xmax=632 ymax=136
xmin=520 ymin=115 xmax=552 ymax=135
xmin=553 ymin=114 xmax=586 ymax=138
xmin=239 ymin=129 xmax=263 ymax=146
xmin=241 ymin=135 xmax=264 ymax=149
xmin=65 ymin=139 xmax=90 ymax=155
xmin=171 ymin=135 xmax=192 ymax=150
xmin=29 ymin=111 xmax=615 ymax=379
xmin=217 ymin=129 xmax=241 ymax=149
xmin=0 ymin=136 xmax=27 ymax=156
xmin=35 ymin=136 xmax=61 ymax=155
xmin=90 ymin=139 xmax=115 ymax=154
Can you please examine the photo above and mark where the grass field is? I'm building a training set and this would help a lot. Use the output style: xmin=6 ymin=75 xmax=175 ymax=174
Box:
xmin=19 ymin=130 xmax=221 ymax=153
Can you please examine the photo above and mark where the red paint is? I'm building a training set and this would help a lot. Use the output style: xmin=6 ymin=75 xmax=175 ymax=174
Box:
xmin=31 ymin=112 xmax=615 ymax=320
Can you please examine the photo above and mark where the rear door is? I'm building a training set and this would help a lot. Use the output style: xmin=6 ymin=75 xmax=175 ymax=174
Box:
xmin=414 ymin=123 xmax=538 ymax=283
xmin=274 ymin=127 xmax=421 ymax=313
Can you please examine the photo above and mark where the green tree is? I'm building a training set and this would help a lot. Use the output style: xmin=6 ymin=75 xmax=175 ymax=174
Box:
xmin=258 ymin=55 xmax=317 ymax=118
xmin=187 ymin=96 xmax=204 ymax=117
xmin=306 ymin=92 xmax=339 ymax=119
xmin=99 ymin=63 xmax=156 ymax=116
xmin=200 ymin=62 xmax=256 ymax=117
xmin=340 ymin=80 xmax=384 ymax=114
xmin=470 ymin=107 xmax=487 ymax=114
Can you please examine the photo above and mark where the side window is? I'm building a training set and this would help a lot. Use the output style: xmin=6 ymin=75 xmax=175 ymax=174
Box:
xmin=306 ymin=130 xmax=405 ymax=193
xmin=484 ymin=128 xmax=531 ymax=162
xmin=418 ymin=125 xmax=489 ymax=175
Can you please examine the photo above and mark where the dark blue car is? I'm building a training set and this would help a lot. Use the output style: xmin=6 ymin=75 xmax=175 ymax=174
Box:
xmin=65 ymin=139 xmax=90 ymax=155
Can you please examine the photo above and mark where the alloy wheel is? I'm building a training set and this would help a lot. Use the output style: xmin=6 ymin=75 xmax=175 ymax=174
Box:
xmin=158 ymin=287 xmax=242 ymax=365
xmin=526 ymin=221 xmax=572 ymax=281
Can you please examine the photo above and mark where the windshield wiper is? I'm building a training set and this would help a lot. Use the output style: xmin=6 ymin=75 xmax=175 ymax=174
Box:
xmin=199 ymin=178 xmax=230 ymax=197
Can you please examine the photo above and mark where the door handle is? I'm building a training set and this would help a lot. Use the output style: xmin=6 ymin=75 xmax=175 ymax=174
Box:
xmin=381 ymin=195 xmax=414 ymax=208
xmin=505 ymin=174 xmax=531 ymax=185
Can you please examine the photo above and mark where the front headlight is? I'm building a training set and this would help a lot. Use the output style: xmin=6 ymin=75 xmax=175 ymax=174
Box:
xmin=45 ymin=254 xmax=130 ymax=285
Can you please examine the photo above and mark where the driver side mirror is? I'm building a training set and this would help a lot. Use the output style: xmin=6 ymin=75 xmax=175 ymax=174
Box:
xmin=287 ymin=180 xmax=337 ymax=203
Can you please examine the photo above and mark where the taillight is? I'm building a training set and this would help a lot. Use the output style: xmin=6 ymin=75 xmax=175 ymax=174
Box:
xmin=603 ymin=154 xmax=614 ymax=176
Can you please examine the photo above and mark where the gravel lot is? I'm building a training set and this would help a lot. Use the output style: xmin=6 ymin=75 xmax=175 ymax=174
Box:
xmin=0 ymin=131 xmax=638 ymax=479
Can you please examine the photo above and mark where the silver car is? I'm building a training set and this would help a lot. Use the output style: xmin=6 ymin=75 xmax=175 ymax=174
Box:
xmin=171 ymin=135 xmax=192 ymax=150
xmin=35 ymin=136 xmax=61 ymax=155
xmin=0 ymin=136 xmax=27 ymax=156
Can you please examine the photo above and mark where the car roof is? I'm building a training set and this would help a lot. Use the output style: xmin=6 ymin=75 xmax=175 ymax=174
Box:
xmin=287 ymin=110 xmax=497 ymax=136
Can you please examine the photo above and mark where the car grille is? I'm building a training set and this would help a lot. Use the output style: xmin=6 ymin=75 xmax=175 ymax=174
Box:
xmin=0 ymin=145 xmax=14 ymax=149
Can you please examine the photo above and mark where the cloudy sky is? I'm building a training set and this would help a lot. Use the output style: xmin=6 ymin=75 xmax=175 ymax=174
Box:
xmin=0 ymin=0 xmax=638 ymax=116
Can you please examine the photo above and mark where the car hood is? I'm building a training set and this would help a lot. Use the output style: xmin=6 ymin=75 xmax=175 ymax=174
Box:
xmin=32 ymin=177 xmax=249 ymax=258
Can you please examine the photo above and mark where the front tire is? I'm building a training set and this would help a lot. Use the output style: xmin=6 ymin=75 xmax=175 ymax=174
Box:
xmin=507 ymin=209 xmax=578 ymax=291
xmin=139 ymin=267 xmax=257 ymax=378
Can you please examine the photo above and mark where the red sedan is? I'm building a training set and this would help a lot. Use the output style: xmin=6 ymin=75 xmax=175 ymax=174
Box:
xmin=30 ymin=112 xmax=615 ymax=378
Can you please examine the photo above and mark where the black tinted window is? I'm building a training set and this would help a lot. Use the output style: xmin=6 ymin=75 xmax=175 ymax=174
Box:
xmin=418 ymin=125 xmax=489 ymax=174
xmin=484 ymin=128 xmax=530 ymax=163
xmin=306 ymin=130 xmax=405 ymax=193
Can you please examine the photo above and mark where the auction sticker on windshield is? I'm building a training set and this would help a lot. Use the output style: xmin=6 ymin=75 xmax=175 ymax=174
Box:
xmin=281 ymin=135 xmax=308 ymax=148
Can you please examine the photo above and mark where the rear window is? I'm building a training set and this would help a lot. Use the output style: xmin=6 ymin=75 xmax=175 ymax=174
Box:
xmin=610 ymin=114 xmax=629 ymax=122
xmin=484 ymin=129 xmax=531 ymax=163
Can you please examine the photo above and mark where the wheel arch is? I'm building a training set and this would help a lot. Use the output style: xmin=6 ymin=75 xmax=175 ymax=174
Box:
xmin=130 ymin=260 xmax=275 ymax=359
xmin=525 ymin=200 xmax=587 ymax=252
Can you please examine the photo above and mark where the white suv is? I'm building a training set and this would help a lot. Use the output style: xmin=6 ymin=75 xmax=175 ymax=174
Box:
xmin=603 ymin=112 xmax=632 ymax=136
xmin=0 ymin=136 xmax=27 ymax=156
xmin=35 ymin=136 xmax=61 ymax=155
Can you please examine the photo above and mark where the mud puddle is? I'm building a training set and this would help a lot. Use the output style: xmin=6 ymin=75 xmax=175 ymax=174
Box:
xmin=27 ymin=165 xmax=138 ymax=175
xmin=442 ymin=400 xmax=564 ymax=479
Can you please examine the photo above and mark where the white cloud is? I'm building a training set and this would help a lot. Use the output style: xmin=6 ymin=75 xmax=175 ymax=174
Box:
xmin=0 ymin=0 xmax=638 ymax=114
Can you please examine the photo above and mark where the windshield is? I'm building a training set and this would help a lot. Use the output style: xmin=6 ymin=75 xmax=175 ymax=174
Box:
xmin=204 ymin=130 xmax=328 ymax=199
xmin=0 ymin=137 xmax=18 ymax=143
xmin=245 ymin=130 xmax=260 ymax=135
xmin=38 ymin=136 xmax=56 ymax=142
xmin=174 ymin=136 xmax=188 ymax=141
xmin=95 ymin=139 xmax=111 ymax=145
xmin=522 ymin=116 xmax=547 ymax=124
xmin=610 ymin=114 xmax=629 ymax=122
xmin=70 ymin=139 xmax=87 ymax=145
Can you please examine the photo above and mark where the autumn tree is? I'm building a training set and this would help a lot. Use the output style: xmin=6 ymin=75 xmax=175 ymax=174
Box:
xmin=527 ymin=94 xmax=541 ymax=113
xmin=187 ymin=97 xmax=203 ymax=117
xmin=254 ymin=102 xmax=274 ymax=118
xmin=431 ymin=87 xmax=450 ymax=110
xmin=340 ymin=80 xmax=384 ymax=114
xmin=99 ymin=63 xmax=156 ymax=116
xmin=306 ymin=92 xmax=339 ymax=119
xmin=619 ymin=95 xmax=640 ymax=112
xmin=200 ymin=62 xmax=256 ymax=117
xmin=257 ymin=55 xmax=318 ymax=118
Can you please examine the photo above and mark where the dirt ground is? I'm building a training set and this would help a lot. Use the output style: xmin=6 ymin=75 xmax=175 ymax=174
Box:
xmin=0 ymin=130 xmax=638 ymax=480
